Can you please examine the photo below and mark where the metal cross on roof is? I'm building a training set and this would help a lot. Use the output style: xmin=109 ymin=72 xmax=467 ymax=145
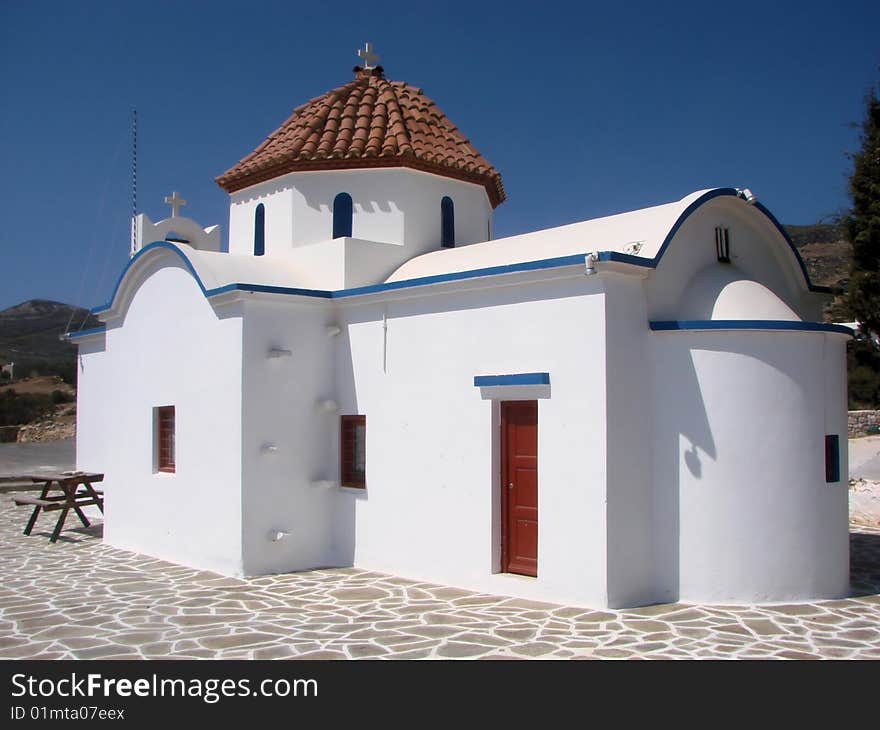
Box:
xmin=357 ymin=42 xmax=380 ymax=70
xmin=164 ymin=191 xmax=187 ymax=218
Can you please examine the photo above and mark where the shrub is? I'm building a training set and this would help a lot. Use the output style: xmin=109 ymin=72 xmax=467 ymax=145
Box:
xmin=50 ymin=389 xmax=73 ymax=405
xmin=0 ymin=390 xmax=55 ymax=426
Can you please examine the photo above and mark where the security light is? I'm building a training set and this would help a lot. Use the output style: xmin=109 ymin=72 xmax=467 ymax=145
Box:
xmin=737 ymin=188 xmax=758 ymax=205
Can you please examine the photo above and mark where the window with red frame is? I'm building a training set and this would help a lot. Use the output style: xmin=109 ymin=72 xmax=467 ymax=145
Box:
xmin=340 ymin=415 xmax=366 ymax=488
xmin=156 ymin=406 xmax=176 ymax=473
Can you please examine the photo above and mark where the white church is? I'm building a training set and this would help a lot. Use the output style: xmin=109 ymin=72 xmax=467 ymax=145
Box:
xmin=71 ymin=46 xmax=852 ymax=609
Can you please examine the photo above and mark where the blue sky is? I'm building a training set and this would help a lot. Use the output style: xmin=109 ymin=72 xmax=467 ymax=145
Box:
xmin=1 ymin=0 xmax=878 ymax=312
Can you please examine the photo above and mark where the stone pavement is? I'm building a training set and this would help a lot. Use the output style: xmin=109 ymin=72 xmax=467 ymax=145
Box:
xmin=0 ymin=499 xmax=878 ymax=659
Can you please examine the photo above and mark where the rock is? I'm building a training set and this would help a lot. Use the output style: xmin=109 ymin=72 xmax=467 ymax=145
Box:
xmin=16 ymin=419 xmax=76 ymax=443
xmin=849 ymin=410 xmax=880 ymax=437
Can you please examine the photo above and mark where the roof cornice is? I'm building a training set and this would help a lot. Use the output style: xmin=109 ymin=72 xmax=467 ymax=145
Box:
xmin=217 ymin=154 xmax=504 ymax=207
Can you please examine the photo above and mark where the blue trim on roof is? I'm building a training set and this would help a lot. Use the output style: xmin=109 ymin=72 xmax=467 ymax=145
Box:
xmin=65 ymin=325 xmax=107 ymax=339
xmin=474 ymin=372 xmax=551 ymax=387
xmin=649 ymin=320 xmax=853 ymax=336
xmin=95 ymin=190 xmax=829 ymax=315
xmin=331 ymin=254 xmax=587 ymax=299
xmin=648 ymin=188 xmax=738 ymax=268
xmin=753 ymin=200 xmax=832 ymax=294
xmin=93 ymin=241 xmax=209 ymax=313
xmin=596 ymin=251 xmax=654 ymax=267
xmin=93 ymin=243 xmax=591 ymax=314
xmin=644 ymin=188 xmax=829 ymax=294
xmin=205 ymin=282 xmax=333 ymax=299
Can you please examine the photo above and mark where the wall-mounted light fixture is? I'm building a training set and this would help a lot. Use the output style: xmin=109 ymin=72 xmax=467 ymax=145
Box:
xmin=269 ymin=530 xmax=289 ymax=542
xmin=584 ymin=252 xmax=599 ymax=276
xmin=326 ymin=325 xmax=342 ymax=337
xmin=261 ymin=443 xmax=278 ymax=454
xmin=736 ymin=188 xmax=758 ymax=205
xmin=316 ymin=399 xmax=338 ymax=413
xmin=310 ymin=479 xmax=337 ymax=490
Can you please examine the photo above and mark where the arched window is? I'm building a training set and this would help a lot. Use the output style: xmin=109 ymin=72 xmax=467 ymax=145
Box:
xmin=254 ymin=204 xmax=265 ymax=256
xmin=441 ymin=196 xmax=455 ymax=247
xmin=333 ymin=193 xmax=353 ymax=239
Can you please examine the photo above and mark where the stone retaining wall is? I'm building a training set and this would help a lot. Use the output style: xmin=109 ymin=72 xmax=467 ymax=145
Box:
xmin=16 ymin=420 xmax=76 ymax=443
xmin=849 ymin=410 xmax=880 ymax=437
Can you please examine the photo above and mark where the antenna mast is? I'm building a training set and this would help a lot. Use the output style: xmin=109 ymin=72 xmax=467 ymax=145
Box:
xmin=129 ymin=109 xmax=138 ymax=256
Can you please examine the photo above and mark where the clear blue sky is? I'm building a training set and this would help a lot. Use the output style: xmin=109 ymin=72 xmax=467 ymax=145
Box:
xmin=1 ymin=0 xmax=877 ymax=312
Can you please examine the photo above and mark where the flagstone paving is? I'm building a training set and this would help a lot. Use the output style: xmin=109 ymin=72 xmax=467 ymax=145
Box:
xmin=0 ymin=501 xmax=878 ymax=659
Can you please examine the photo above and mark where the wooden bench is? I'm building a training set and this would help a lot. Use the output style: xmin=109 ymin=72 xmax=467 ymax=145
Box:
xmin=13 ymin=495 xmax=103 ymax=509
xmin=13 ymin=496 xmax=62 ymax=507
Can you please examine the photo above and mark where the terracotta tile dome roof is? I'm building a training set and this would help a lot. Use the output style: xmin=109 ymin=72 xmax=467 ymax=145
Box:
xmin=216 ymin=67 xmax=505 ymax=207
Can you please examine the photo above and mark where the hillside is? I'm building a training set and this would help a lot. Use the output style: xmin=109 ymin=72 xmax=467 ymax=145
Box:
xmin=784 ymin=222 xmax=852 ymax=291
xmin=0 ymin=300 xmax=99 ymax=384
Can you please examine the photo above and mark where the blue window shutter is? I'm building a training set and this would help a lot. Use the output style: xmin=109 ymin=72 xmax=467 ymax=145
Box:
xmin=254 ymin=204 xmax=265 ymax=256
xmin=441 ymin=196 xmax=455 ymax=247
xmin=333 ymin=193 xmax=353 ymax=239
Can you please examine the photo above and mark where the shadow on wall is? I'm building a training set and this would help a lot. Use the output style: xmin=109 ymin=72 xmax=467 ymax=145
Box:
xmin=330 ymin=318 xmax=361 ymax=567
xmin=654 ymin=340 xmax=716 ymax=603
xmin=655 ymin=332 xmax=818 ymax=603
xmin=235 ymin=177 xmax=395 ymax=215
xmin=298 ymin=183 xmax=394 ymax=216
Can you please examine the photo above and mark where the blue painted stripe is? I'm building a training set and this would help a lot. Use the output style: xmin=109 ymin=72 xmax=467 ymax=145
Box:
xmin=597 ymin=251 xmax=654 ymax=267
xmin=331 ymin=254 xmax=587 ymax=299
xmin=473 ymin=372 xmax=550 ymax=387
xmin=753 ymin=201 xmax=832 ymax=294
xmin=65 ymin=325 xmax=107 ymax=339
xmin=204 ymin=282 xmax=333 ymax=299
xmin=95 ymin=190 xmax=829 ymax=316
xmin=649 ymin=320 xmax=854 ymax=336
xmin=93 ymin=242 xmax=591 ymax=314
xmin=647 ymin=188 xmax=828 ymax=294
xmin=93 ymin=241 xmax=212 ymax=313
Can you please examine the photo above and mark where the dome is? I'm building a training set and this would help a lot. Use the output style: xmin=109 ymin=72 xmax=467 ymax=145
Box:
xmin=676 ymin=266 xmax=800 ymax=320
xmin=216 ymin=66 xmax=505 ymax=207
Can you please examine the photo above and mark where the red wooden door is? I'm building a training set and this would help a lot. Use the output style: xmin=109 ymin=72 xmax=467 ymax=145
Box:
xmin=501 ymin=400 xmax=538 ymax=576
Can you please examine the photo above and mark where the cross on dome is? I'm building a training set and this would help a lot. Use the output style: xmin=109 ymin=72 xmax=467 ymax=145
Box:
xmin=164 ymin=191 xmax=187 ymax=218
xmin=357 ymin=42 xmax=380 ymax=70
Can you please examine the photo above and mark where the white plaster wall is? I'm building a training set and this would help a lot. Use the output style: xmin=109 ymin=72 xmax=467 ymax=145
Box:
xmin=228 ymin=181 xmax=294 ymax=258
xmin=603 ymin=276 xmax=657 ymax=607
xmin=238 ymin=298 xmax=338 ymax=575
xmin=134 ymin=214 xmax=221 ymax=253
xmin=330 ymin=274 xmax=610 ymax=607
xmin=651 ymin=330 xmax=849 ymax=604
xmin=676 ymin=266 xmax=800 ymax=321
xmin=228 ymin=168 xmax=491 ymax=258
xmin=75 ymin=264 xmax=244 ymax=575
xmin=646 ymin=198 xmax=820 ymax=321
xmin=283 ymin=236 xmax=444 ymax=290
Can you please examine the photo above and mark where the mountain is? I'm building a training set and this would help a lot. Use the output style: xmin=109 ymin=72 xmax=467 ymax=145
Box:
xmin=784 ymin=223 xmax=852 ymax=291
xmin=0 ymin=300 xmax=100 ymax=383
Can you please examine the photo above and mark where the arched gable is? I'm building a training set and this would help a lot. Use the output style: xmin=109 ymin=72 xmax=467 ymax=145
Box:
xmin=645 ymin=191 xmax=829 ymax=322
xmin=94 ymin=242 xmax=226 ymax=329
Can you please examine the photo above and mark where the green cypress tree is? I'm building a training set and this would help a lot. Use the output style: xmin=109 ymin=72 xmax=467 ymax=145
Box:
xmin=845 ymin=81 xmax=880 ymax=337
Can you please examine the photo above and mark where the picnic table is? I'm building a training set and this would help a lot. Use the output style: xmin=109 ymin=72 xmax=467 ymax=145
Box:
xmin=10 ymin=472 xmax=104 ymax=542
